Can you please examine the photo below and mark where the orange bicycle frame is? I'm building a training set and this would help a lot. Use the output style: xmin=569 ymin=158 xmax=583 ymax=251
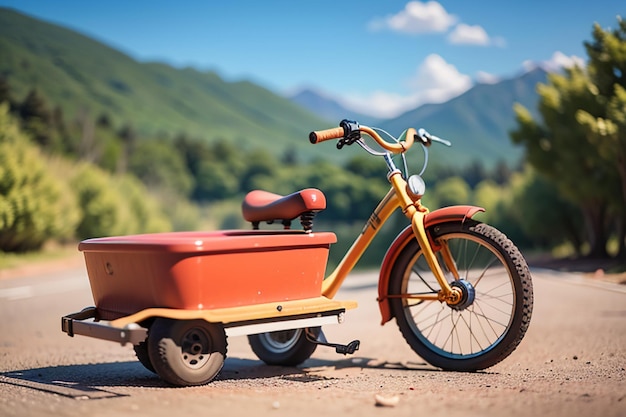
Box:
xmin=313 ymin=123 xmax=486 ymax=323
xmin=321 ymin=168 xmax=483 ymax=304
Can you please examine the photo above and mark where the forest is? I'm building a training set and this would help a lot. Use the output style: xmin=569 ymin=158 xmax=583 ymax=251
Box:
xmin=1 ymin=18 xmax=625 ymax=268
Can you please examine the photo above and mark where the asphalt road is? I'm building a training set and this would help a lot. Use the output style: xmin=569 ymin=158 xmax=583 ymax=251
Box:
xmin=0 ymin=264 xmax=624 ymax=417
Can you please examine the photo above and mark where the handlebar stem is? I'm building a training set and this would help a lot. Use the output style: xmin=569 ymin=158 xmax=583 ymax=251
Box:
xmin=383 ymin=153 xmax=398 ymax=174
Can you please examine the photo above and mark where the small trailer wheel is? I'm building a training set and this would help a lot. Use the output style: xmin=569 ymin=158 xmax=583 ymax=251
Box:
xmin=248 ymin=327 xmax=320 ymax=366
xmin=147 ymin=318 xmax=227 ymax=386
xmin=133 ymin=341 xmax=156 ymax=373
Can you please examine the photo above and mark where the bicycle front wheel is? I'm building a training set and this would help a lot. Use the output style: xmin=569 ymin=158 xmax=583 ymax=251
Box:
xmin=388 ymin=221 xmax=533 ymax=371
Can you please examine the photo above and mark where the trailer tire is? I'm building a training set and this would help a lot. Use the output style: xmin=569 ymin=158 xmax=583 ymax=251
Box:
xmin=133 ymin=341 xmax=156 ymax=374
xmin=147 ymin=318 xmax=227 ymax=386
xmin=248 ymin=327 xmax=319 ymax=366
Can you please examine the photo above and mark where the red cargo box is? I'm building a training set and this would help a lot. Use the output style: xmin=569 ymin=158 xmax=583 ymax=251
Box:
xmin=79 ymin=230 xmax=336 ymax=320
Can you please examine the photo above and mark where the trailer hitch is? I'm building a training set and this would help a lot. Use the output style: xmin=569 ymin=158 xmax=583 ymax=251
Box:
xmin=61 ymin=307 xmax=147 ymax=346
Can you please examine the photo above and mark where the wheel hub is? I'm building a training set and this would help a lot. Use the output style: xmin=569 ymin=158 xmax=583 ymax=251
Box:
xmin=181 ymin=328 xmax=210 ymax=369
xmin=448 ymin=279 xmax=475 ymax=311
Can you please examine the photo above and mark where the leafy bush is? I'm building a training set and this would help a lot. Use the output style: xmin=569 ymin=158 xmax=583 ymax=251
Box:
xmin=71 ymin=163 xmax=133 ymax=239
xmin=70 ymin=164 xmax=172 ymax=239
xmin=129 ymin=139 xmax=194 ymax=197
xmin=117 ymin=175 xmax=172 ymax=233
xmin=432 ymin=176 xmax=471 ymax=208
xmin=0 ymin=106 xmax=80 ymax=251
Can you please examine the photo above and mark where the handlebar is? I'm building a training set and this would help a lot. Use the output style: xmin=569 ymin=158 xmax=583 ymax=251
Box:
xmin=309 ymin=120 xmax=416 ymax=154
xmin=309 ymin=126 xmax=345 ymax=143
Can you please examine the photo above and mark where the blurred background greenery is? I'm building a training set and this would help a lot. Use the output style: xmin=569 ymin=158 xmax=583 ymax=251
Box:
xmin=1 ymin=10 xmax=624 ymax=269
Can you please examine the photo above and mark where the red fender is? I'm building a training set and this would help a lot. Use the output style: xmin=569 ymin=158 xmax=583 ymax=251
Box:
xmin=377 ymin=205 xmax=484 ymax=325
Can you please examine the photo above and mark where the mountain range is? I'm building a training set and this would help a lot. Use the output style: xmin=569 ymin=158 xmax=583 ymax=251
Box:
xmin=288 ymin=88 xmax=383 ymax=127
xmin=290 ymin=68 xmax=547 ymax=167
xmin=0 ymin=7 xmax=546 ymax=167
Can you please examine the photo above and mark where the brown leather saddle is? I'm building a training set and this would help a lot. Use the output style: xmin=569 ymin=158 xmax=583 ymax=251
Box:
xmin=242 ymin=188 xmax=326 ymax=231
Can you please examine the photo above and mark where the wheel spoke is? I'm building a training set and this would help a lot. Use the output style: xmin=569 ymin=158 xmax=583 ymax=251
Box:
xmin=469 ymin=304 xmax=504 ymax=341
xmin=471 ymin=255 xmax=500 ymax=288
xmin=458 ymin=312 xmax=486 ymax=353
xmin=412 ymin=264 xmax=439 ymax=293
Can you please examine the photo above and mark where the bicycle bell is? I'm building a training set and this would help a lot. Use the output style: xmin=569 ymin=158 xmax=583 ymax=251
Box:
xmin=407 ymin=174 xmax=426 ymax=199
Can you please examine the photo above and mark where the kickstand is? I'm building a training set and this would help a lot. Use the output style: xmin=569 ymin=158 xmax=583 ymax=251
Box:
xmin=305 ymin=328 xmax=360 ymax=355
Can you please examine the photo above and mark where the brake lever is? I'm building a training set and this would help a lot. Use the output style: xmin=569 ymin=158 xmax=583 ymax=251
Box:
xmin=418 ymin=128 xmax=452 ymax=147
xmin=431 ymin=135 xmax=452 ymax=147
xmin=337 ymin=134 xmax=361 ymax=149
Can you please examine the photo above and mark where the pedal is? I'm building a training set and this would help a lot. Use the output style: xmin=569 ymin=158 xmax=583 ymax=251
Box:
xmin=335 ymin=340 xmax=360 ymax=355
xmin=305 ymin=328 xmax=360 ymax=356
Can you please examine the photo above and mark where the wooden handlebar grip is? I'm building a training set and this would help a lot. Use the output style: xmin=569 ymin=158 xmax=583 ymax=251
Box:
xmin=309 ymin=127 xmax=345 ymax=144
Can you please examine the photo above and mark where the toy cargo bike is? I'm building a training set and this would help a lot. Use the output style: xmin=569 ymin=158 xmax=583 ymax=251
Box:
xmin=62 ymin=121 xmax=533 ymax=386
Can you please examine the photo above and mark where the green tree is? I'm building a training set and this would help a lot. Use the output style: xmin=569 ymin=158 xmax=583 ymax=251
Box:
xmin=0 ymin=105 xmax=80 ymax=251
xmin=117 ymin=175 xmax=172 ymax=234
xmin=578 ymin=18 xmax=626 ymax=257
xmin=71 ymin=164 xmax=172 ymax=238
xmin=511 ymin=69 xmax=608 ymax=256
xmin=462 ymin=160 xmax=488 ymax=188
xmin=210 ymin=141 xmax=246 ymax=177
xmin=128 ymin=139 xmax=194 ymax=197
xmin=240 ymin=149 xmax=278 ymax=192
xmin=98 ymin=130 xmax=124 ymax=173
xmin=511 ymin=19 xmax=626 ymax=257
xmin=71 ymin=164 xmax=133 ymax=239
xmin=19 ymin=88 xmax=56 ymax=149
xmin=512 ymin=18 xmax=626 ymax=258
xmin=585 ymin=18 xmax=626 ymax=98
xmin=432 ymin=176 xmax=471 ymax=208
xmin=473 ymin=179 xmax=503 ymax=223
xmin=174 ymin=133 xmax=209 ymax=178
xmin=492 ymin=160 xmax=513 ymax=185
xmin=117 ymin=123 xmax=137 ymax=173
xmin=281 ymin=146 xmax=298 ymax=166
xmin=345 ymin=155 xmax=386 ymax=179
xmin=510 ymin=169 xmax=584 ymax=253
xmin=194 ymin=162 xmax=240 ymax=201
xmin=0 ymin=77 xmax=17 ymax=112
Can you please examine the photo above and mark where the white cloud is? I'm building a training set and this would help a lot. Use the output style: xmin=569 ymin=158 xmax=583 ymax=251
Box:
xmin=369 ymin=1 xmax=457 ymax=34
xmin=340 ymin=54 xmax=472 ymax=118
xmin=523 ymin=51 xmax=585 ymax=72
xmin=447 ymin=23 xmax=506 ymax=47
xmin=546 ymin=51 xmax=585 ymax=71
xmin=369 ymin=2 xmax=506 ymax=48
xmin=339 ymin=91 xmax=421 ymax=119
xmin=448 ymin=24 xmax=489 ymax=45
xmin=409 ymin=54 xmax=472 ymax=93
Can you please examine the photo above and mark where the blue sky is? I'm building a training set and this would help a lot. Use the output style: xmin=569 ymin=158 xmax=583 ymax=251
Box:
xmin=1 ymin=0 xmax=623 ymax=117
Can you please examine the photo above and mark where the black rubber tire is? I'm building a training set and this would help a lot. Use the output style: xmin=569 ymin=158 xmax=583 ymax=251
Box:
xmin=248 ymin=327 xmax=320 ymax=366
xmin=147 ymin=318 xmax=227 ymax=386
xmin=388 ymin=221 xmax=533 ymax=371
xmin=133 ymin=341 xmax=156 ymax=374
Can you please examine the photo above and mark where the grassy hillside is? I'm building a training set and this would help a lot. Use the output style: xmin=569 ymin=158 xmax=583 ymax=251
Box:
xmin=0 ymin=7 xmax=334 ymax=160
